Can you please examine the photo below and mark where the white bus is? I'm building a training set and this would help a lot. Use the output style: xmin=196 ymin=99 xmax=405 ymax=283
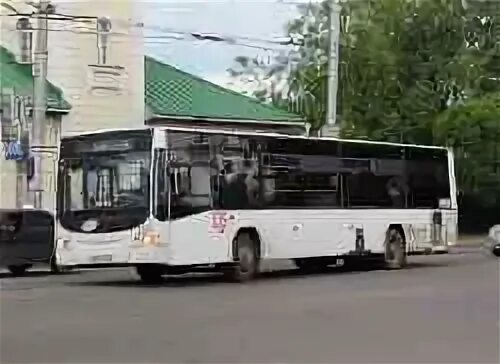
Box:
xmin=55 ymin=127 xmax=458 ymax=282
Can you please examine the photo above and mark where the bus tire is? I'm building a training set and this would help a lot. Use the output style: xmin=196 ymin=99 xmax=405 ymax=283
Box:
xmin=384 ymin=227 xmax=407 ymax=269
xmin=136 ymin=264 xmax=165 ymax=284
xmin=492 ymin=242 xmax=500 ymax=257
xmin=228 ymin=232 xmax=259 ymax=282
xmin=7 ymin=264 xmax=31 ymax=276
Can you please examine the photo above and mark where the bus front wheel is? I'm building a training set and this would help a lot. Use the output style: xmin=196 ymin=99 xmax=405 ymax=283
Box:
xmin=384 ymin=228 xmax=407 ymax=269
xmin=227 ymin=233 xmax=259 ymax=282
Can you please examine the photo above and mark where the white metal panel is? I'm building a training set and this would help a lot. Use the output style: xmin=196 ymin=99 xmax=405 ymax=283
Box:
xmin=237 ymin=210 xmax=357 ymax=259
xmin=47 ymin=0 xmax=145 ymax=136
xmin=56 ymin=223 xmax=133 ymax=266
xmin=143 ymin=208 xmax=449 ymax=265
xmin=447 ymin=148 xmax=458 ymax=209
xmin=167 ymin=213 xmax=232 ymax=265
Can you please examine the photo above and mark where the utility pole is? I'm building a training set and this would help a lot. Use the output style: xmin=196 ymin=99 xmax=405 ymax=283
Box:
xmin=29 ymin=0 xmax=51 ymax=208
xmin=322 ymin=0 xmax=341 ymax=137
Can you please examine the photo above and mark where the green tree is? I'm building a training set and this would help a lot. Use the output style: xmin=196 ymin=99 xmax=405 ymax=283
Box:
xmin=434 ymin=92 xmax=500 ymax=194
xmin=230 ymin=0 xmax=485 ymax=141
xmin=465 ymin=0 xmax=500 ymax=94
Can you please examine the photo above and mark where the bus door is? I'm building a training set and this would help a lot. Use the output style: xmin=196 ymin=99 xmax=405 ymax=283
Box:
xmin=165 ymin=136 xmax=228 ymax=265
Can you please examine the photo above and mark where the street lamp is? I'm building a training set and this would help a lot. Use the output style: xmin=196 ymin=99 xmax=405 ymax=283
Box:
xmin=322 ymin=0 xmax=341 ymax=137
xmin=97 ymin=16 xmax=112 ymax=65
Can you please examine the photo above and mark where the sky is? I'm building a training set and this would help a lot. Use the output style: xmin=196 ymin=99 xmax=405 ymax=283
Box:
xmin=143 ymin=0 xmax=305 ymax=91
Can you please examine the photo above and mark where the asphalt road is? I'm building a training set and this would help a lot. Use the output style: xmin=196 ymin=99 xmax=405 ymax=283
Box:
xmin=1 ymin=249 xmax=499 ymax=363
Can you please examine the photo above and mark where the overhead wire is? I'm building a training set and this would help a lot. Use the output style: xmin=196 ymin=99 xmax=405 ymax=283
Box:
xmin=4 ymin=25 xmax=295 ymax=53
xmin=2 ymin=10 xmax=304 ymax=49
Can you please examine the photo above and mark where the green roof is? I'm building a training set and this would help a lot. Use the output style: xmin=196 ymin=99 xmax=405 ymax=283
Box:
xmin=0 ymin=46 xmax=71 ymax=111
xmin=145 ymin=56 xmax=303 ymax=123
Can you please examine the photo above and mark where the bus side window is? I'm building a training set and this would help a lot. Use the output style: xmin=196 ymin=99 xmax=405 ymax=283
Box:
xmin=341 ymin=142 xmax=407 ymax=209
xmin=165 ymin=130 xmax=212 ymax=219
xmin=406 ymin=148 xmax=450 ymax=209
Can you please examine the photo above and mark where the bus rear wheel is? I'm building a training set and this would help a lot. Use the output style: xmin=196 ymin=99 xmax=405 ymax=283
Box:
xmin=136 ymin=264 xmax=165 ymax=284
xmin=384 ymin=228 xmax=407 ymax=269
xmin=493 ymin=243 xmax=500 ymax=257
xmin=227 ymin=233 xmax=259 ymax=282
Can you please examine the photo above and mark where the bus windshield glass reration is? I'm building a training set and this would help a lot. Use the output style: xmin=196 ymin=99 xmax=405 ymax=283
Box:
xmin=58 ymin=130 xmax=152 ymax=233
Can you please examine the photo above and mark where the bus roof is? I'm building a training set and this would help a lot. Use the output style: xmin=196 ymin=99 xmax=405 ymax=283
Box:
xmin=61 ymin=127 xmax=150 ymax=139
xmin=61 ymin=125 xmax=447 ymax=151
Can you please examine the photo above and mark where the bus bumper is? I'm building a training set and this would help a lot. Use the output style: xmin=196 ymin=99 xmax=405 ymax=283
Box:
xmin=128 ymin=244 xmax=169 ymax=264
xmin=56 ymin=238 xmax=131 ymax=267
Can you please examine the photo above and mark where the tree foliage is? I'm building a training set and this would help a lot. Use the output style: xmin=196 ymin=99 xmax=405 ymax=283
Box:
xmin=231 ymin=0 xmax=490 ymax=138
xmin=434 ymin=93 xmax=500 ymax=197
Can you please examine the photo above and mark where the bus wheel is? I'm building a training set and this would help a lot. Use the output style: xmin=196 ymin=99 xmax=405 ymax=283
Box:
xmin=136 ymin=264 xmax=165 ymax=284
xmin=7 ymin=264 xmax=31 ymax=277
xmin=384 ymin=228 xmax=407 ymax=269
xmin=229 ymin=233 xmax=259 ymax=282
xmin=492 ymin=243 xmax=500 ymax=257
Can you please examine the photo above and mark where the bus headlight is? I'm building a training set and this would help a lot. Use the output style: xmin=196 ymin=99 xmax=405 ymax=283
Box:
xmin=143 ymin=231 xmax=160 ymax=246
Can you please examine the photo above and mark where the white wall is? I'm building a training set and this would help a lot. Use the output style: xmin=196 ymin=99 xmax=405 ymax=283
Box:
xmin=1 ymin=0 xmax=145 ymax=135
xmin=48 ymin=0 xmax=145 ymax=135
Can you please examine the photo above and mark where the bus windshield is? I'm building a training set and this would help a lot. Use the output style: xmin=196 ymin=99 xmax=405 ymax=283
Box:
xmin=58 ymin=130 xmax=152 ymax=233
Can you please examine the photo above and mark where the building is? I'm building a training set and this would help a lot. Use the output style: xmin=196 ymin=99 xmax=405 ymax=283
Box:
xmin=0 ymin=0 xmax=144 ymax=211
xmin=0 ymin=46 xmax=70 ymax=209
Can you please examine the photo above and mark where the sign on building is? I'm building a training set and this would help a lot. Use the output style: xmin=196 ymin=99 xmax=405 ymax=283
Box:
xmin=87 ymin=64 xmax=127 ymax=97
xmin=0 ymin=89 xmax=31 ymax=161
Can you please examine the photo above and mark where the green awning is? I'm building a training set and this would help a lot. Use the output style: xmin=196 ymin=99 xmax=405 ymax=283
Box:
xmin=0 ymin=46 xmax=71 ymax=112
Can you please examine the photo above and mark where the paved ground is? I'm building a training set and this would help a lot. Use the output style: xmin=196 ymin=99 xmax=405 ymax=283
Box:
xmin=1 ymin=249 xmax=499 ymax=363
